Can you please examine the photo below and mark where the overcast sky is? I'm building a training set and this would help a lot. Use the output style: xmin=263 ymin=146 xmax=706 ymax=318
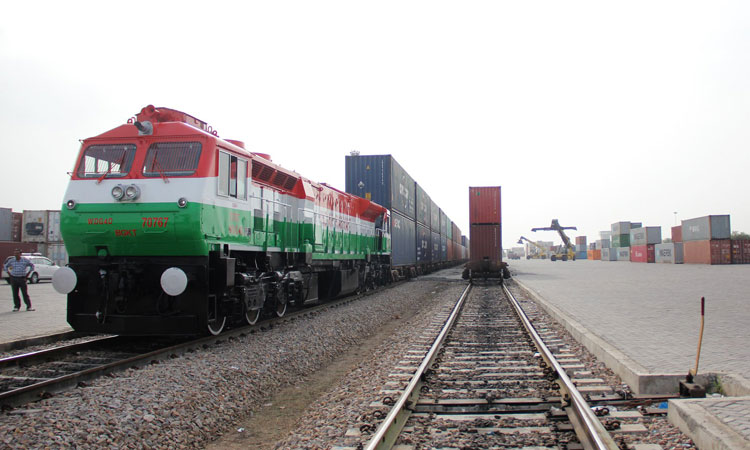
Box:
xmin=2 ymin=1 xmax=749 ymax=249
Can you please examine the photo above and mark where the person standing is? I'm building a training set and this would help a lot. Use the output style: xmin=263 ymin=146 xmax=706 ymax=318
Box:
xmin=5 ymin=250 xmax=35 ymax=311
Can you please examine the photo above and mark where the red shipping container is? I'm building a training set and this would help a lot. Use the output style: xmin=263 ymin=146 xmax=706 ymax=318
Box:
xmin=469 ymin=187 xmax=501 ymax=225
xmin=684 ymin=240 xmax=731 ymax=264
xmin=11 ymin=212 xmax=22 ymax=242
xmin=731 ymin=240 xmax=750 ymax=264
xmin=469 ymin=224 xmax=502 ymax=264
xmin=630 ymin=244 xmax=655 ymax=263
xmin=671 ymin=226 xmax=682 ymax=243
xmin=575 ymin=236 xmax=587 ymax=246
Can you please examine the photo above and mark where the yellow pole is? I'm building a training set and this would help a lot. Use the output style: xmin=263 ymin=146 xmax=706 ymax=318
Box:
xmin=690 ymin=297 xmax=705 ymax=377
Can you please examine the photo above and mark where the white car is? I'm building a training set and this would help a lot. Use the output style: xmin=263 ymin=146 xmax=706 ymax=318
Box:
xmin=3 ymin=253 xmax=61 ymax=284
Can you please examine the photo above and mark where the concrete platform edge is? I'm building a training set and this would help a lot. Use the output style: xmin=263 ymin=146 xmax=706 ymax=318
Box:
xmin=514 ymin=278 xmax=690 ymax=395
xmin=668 ymin=397 xmax=750 ymax=450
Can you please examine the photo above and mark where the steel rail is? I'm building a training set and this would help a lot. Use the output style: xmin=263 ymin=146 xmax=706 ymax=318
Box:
xmin=502 ymin=283 xmax=620 ymax=450
xmin=364 ymin=283 xmax=472 ymax=450
xmin=0 ymin=280 xmax=400 ymax=409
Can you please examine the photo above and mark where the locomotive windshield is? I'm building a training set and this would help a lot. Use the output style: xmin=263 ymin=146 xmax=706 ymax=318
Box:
xmin=76 ymin=144 xmax=136 ymax=178
xmin=143 ymin=142 xmax=202 ymax=177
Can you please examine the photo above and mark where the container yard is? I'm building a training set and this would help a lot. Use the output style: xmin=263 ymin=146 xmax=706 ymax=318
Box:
xmin=0 ymin=208 xmax=67 ymax=267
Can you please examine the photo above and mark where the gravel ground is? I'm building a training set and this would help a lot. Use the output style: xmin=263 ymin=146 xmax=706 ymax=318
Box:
xmin=0 ymin=280 xmax=457 ymax=450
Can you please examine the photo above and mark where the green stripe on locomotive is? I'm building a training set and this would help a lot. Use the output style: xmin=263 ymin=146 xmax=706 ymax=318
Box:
xmin=61 ymin=202 xmax=389 ymax=259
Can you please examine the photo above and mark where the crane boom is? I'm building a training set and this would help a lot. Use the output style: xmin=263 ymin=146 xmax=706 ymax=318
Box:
xmin=531 ymin=219 xmax=577 ymax=261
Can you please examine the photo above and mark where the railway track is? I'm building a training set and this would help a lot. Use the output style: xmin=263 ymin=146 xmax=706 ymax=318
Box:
xmin=0 ymin=282 xmax=398 ymax=410
xmin=357 ymin=282 xmax=671 ymax=450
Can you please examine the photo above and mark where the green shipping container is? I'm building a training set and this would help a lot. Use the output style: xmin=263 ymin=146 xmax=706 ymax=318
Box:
xmin=611 ymin=233 xmax=630 ymax=248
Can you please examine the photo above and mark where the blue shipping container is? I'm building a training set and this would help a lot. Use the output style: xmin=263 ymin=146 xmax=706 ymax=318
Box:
xmin=345 ymin=154 xmax=416 ymax=220
xmin=417 ymin=223 xmax=432 ymax=264
xmin=391 ymin=210 xmax=416 ymax=266
xmin=431 ymin=231 xmax=442 ymax=262
xmin=576 ymin=251 xmax=588 ymax=260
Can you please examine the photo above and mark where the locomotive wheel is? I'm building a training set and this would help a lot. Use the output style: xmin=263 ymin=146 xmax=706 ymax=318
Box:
xmin=275 ymin=299 xmax=287 ymax=317
xmin=207 ymin=315 xmax=226 ymax=335
xmin=207 ymin=298 xmax=226 ymax=335
xmin=245 ymin=308 xmax=261 ymax=325
xmin=274 ymin=288 xmax=287 ymax=318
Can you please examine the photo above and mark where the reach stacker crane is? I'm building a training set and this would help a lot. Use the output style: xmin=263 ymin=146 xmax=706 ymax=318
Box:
xmin=531 ymin=219 xmax=577 ymax=261
xmin=517 ymin=236 xmax=548 ymax=259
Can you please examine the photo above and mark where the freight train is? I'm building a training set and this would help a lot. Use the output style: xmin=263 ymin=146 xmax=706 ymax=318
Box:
xmin=53 ymin=105 xmax=464 ymax=336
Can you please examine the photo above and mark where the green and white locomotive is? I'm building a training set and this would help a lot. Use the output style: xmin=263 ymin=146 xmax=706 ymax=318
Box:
xmin=54 ymin=105 xmax=391 ymax=335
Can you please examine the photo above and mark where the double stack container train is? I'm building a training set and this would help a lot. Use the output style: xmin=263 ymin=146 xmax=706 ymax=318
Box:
xmin=55 ymin=105 xmax=395 ymax=337
xmin=345 ymin=154 xmax=467 ymax=279
xmin=463 ymin=186 xmax=509 ymax=282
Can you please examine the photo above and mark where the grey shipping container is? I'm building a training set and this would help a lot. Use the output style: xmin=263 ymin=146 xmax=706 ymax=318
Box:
xmin=440 ymin=209 xmax=448 ymax=235
xmin=22 ymin=210 xmax=49 ymax=243
xmin=598 ymin=238 xmax=611 ymax=249
xmin=0 ymin=208 xmax=12 ymax=241
xmin=630 ymin=226 xmax=661 ymax=246
xmin=615 ymin=247 xmax=630 ymax=261
xmin=432 ymin=231 xmax=442 ymax=262
xmin=681 ymin=215 xmax=731 ymax=241
xmin=441 ymin=235 xmax=448 ymax=261
xmin=391 ymin=210 xmax=416 ymax=266
xmin=47 ymin=210 xmax=62 ymax=242
xmin=655 ymin=243 xmax=684 ymax=264
xmin=416 ymin=184 xmax=430 ymax=227
xmin=599 ymin=231 xmax=611 ymax=239
xmin=430 ymin=199 xmax=439 ymax=232
xmin=345 ymin=154 xmax=415 ymax=219
xmin=46 ymin=243 xmax=69 ymax=266
xmin=416 ymin=223 xmax=432 ymax=264
xmin=601 ymin=247 xmax=617 ymax=261
xmin=611 ymin=222 xmax=631 ymax=235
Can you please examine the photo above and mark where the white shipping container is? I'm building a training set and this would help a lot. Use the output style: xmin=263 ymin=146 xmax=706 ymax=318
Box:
xmin=47 ymin=210 xmax=62 ymax=242
xmin=46 ymin=243 xmax=68 ymax=266
xmin=599 ymin=231 xmax=611 ymax=239
xmin=615 ymin=247 xmax=630 ymax=261
xmin=655 ymin=243 xmax=684 ymax=264
xmin=22 ymin=210 xmax=49 ymax=243
xmin=600 ymin=247 xmax=617 ymax=261
xmin=630 ymin=226 xmax=662 ymax=246
xmin=600 ymin=238 xmax=610 ymax=249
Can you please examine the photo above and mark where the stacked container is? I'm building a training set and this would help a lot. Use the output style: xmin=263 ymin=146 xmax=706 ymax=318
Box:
xmin=655 ymin=243 xmax=684 ymax=264
xmin=21 ymin=210 xmax=67 ymax=266
xmin=0 ymin=208 xmax=13 ymax=241
xmin=731 ymin=240 xmax=750 ymax=264
xmin=681 ymin=215 xmax=731 ymax=265
xmin=601 ymin=247 xmax=617 ymax=261
xmin=469 ymin=186 xmax=502 ymax=267
xmin=629 ymin=226 xmax=661 ymax=263
xmin=346 ymin=154 xmax=468 ymax=271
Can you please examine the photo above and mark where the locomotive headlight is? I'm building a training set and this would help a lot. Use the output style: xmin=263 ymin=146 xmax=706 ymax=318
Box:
xmin=125 ymin=184 xmax=141 ymax=200
xmin=161 ymin=267 xmax=188 ymax=296
xmin=177 ymin=197 xmax=188 ymax=208
xmin=53 ymin=267 xmax=78 ymax=294
xmin=66 ymin=199 xmax=76 ymax=210
xmin=111 ymin=185 xmax=125 ymax=200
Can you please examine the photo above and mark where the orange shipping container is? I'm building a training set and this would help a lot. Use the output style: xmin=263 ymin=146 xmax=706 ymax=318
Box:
xmin=587 ymin=249 xmax=602 ymax=260
xmin=684 ymin=240 xmax=731 ymax=264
